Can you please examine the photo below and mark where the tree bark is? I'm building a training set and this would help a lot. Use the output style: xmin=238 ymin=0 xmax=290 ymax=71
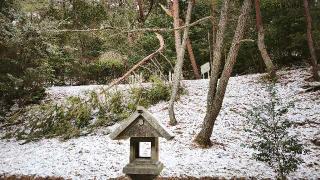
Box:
xmin=172 ymin=0 xmax=181 ymax=50
xmin=211 ymin=0 xmax=217 ymax=51
xmin=194 ymin=0 xmax=230 ymax=147
xmin=136 ymin=0 xmax=154 ymax=23
xmin=136 ymin=0 xmax=145 ymax=22
xmin=206 ymin=0 xmax=230 ymax=111
xmin=186 ymin=38 xmax=201 ymax=79
xmin=303 ymin=0 xmax=320 ymax=81
xmin=194 ymin=0 xmax=252 ymax=147
xmin=168 ymin=0 xmax=193 ymax=125
xmin=254 ymin=0 xmax=276 ymax=77
xmin=160 ymin=2 xmax=201 ymax=79
xmin=179 ymin=18 xmax=201 ymax=79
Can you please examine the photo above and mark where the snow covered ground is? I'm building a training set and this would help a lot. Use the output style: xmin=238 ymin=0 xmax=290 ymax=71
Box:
xmin=0 ymin=68 xmax=319 ymax=179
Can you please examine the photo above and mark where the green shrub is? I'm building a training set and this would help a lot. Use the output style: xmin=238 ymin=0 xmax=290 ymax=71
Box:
xmin=9 ymin=96 xmax=93 ymax=141
xmin=129 ymin=87 xmax=148 ymax=108
xmin=3 ymin=78 xmax=183 ymax=142
xmin=97 ymin=51 xmax=126 ymax=81
xmin=0 ymin=24 xmax=50 ymax=113
xmin=0 ymin=1 xmax=55 ymax=119
xmin=243 ymin=83 xmax=306 ymax=179
xmin=129 ymin=76 xmax=172 ymax=108
xmin=65 ymin=96 xmax=91 ymax=129
xmin=147 ymin=78 xmax=171 ymax=104
xmin=109 ymin=91 xmax=124 ymax=114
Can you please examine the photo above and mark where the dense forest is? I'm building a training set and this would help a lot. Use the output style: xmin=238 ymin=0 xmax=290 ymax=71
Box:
xmin=1 ymin=0 xmax=319 ymax=114
xmin=0 ymin=0 xmax=319 ymax=179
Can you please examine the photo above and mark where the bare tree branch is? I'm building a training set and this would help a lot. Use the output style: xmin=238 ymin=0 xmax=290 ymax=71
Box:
xmin=43 ymin=16 xmax=212 ymax=34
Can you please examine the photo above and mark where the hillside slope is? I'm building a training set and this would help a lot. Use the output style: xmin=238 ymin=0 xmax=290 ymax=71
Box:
xmin=0 ymin=68 xmax=319 ymax=179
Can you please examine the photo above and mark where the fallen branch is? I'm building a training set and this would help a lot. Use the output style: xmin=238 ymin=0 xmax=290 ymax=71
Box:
xmin=105 ymin=33 xmax=165 ymax=90
xmin=160 ymin=52 xmax=174 ymax=70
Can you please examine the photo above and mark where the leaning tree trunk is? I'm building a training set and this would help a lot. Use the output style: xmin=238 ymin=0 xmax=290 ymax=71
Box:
xmin=195 ymin=0 xmax=252 ymax=147
xmin=186 ymin=39 xmax=201 ymax=79
xmin=168 ymin=0 xmax=193 ymax=125
xmin=254 ymin=0 xmax=276 ymax=77
xmin=303 ymin=0 xmax=320 ymax=81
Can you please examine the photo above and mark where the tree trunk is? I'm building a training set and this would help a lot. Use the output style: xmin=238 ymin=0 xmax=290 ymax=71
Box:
xmin=172 ymin=0 xmax=181 ymax=51
xmin=194 ymin=0 xmax=252 ymax=147
xmin=136 ymin=0 xmax=145 ymax=22
xmin=160 ymin=2 xmax=201 ymax=79
xmin=208 ymin=0 xmax=217 ymax=65
xmin=186 ymin=39 xmax=201 ymax=79
xmin=303 ymin=0 xmax=320 ymax=81
xmin=211 ymin=0 xmax=217 ymax=51
xmin=194 ymin=0 xmax=230 ymax=146
xmin=168 ymin=0 xmax=193 ymax=125
xmin=254 ymin=0 xmax=276 ymax=78
xmin=206 ymin=0 xmax=230 ymax=114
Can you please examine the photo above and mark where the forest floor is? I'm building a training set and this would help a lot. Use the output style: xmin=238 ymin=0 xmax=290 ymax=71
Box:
xmin=0 ymin=68 xmax=319 ymax=179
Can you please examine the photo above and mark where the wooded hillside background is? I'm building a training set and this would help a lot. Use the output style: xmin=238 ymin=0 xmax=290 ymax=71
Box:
xmin=1 ymin=0 xmax=319 ymax=116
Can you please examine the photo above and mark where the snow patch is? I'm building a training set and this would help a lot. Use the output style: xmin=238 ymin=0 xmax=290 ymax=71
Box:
xmin=0 ymin=68 xmax=319 ymax=179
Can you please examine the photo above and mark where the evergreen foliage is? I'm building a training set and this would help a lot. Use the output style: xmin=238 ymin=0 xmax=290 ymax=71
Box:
xmin=2 ymin=0 xmax=319 ymax=87
xmin=244 ymin=83 xmax=307 ymax=179
xmin=0 ymin=0 xmax=51 ymax=117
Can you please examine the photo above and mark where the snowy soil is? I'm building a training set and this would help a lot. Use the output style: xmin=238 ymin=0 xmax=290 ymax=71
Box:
xmin=0 ymin=68 xmax=319 ymax=179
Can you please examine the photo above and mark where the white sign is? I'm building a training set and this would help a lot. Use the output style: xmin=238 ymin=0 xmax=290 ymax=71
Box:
xmin=201 ymin=62 xmax=210 ymax=79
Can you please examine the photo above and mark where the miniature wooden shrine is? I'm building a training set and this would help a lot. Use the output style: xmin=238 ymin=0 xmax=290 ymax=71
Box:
xmin=110 ymin=106 xmax=174 ymax=180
